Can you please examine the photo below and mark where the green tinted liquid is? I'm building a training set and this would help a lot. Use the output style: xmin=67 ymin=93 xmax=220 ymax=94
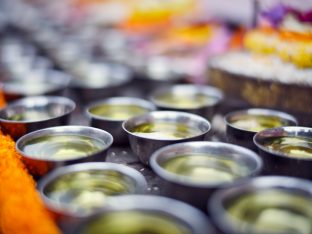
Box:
xmin=90 ymin=104 xmax=148 ymax=120
xmin=230 ymin=114 xmax=287 ymax=132
xmin=162 ymin=154 xmax=250 ymax=184
xmin=83 ymin=211 xmax=191 ymax=234
xmin=23 ymin=135 xmax=104 ymax=160
xmin=155 ymin=93 xmax=217 ymax=109
xmin=45 ymin=170 xmax=131 ymax=212
xmin=227 ymin=190 xmax=312 ymax=234
xmin=7 ymin=110 xmax=53 ymax=121
xmin=263 ymin=136 xmax=312 ymax=159
xmin=131 ymin=122 xmax=201 ymax=140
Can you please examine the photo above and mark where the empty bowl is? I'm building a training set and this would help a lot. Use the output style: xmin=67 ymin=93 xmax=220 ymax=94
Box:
xmin=254 ymin=126 xmax=312 ymax=179
xmin=16 ymin=126 xmax=113 ymax=177
xmin=0 ymin=96 xmax=75 ymax=139
xmin=86 ymin=97 xmax=156 ymax=145
xmin=122 ymin=111 xmax=211 ymax=165
xmin=150 ymin=141 xmax=262 ymax=210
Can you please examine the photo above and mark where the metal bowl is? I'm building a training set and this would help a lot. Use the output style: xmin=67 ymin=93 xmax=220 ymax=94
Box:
xmin=0 ymin=96 xmax=75 ymax=139
xmin=150 ymin=84 xmax=223 ymax=121
xmin=122 ymin=111 xmax=211 ymax=165
xmin=209 ymin=176 xmax=312 ymax=234
xmin=69 ymin=61 xmax=133 ymax=103
xmin=1 ymin=69 xmax=71 ymax=102
xmin=38 ymin=162 xmax=147 ymax=220
xmin=16 ymin=126 xmax=113 ymax=177
xmin=150 ymin=141 xmax=262 ymax=210
xmin=254 ymin=126 xmax=312 ymax=179
xmin=86 ymin=97 xmax=156 ymax=145
xmin=225 ymin=108 xmax=297 ymax=150
xmin=71 ymin=195 xmax=215 ymax=234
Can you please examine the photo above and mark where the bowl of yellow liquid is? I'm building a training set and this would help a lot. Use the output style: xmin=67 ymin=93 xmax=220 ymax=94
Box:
xmin=38 ymin=162 xmax=147 ymax=222
xmin=150 ymin=84 xmax=223 ymax=120
xmin=122 ymin=111 xmax=211 ymax=165
xmin=0 ymin=96 xmax=76 ymax=139
xmin=86 ymin=97 xmax=156 ymax=145
xmin=254 ymin=126 xmax=312 ymax=179
xmin=150 ymin=141 xmax=262 ymax=210
xmin=209 ymin=176 xmax=312 ymax=234
xmin=225 ymin=108 xmax=297 ymax=150
xmin=16 ymin=126 xmax=113 ymax=177
xmin=72 ymin=195 xmax=215 ymax=234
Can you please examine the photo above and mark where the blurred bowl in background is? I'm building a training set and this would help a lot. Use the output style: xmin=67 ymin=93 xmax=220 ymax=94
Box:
xmin=0 ymin=95 xmax=75 ymax=139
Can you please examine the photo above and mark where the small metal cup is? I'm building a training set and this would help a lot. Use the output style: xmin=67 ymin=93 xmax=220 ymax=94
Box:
xmin=224 ymin=108 xmax=297 ymax=150
xmin=150 ymin=141 xmax=262 ymax=210
xmin=122 ymin=111 xmax=211 ymax=165
xmin=71 ymin=195 xmax=216 ymax=234
xmin=16 ymin=126 xmax=113 ymax=177
xmin=209 ymin=176 xmax=312 ymax=234
xmin=86 ymin=97 xmax=156 ymax=145
xmin=150 ymin=84 xmax=223 ymax=121
xmin=37 ymin=162 xmax=147 ymax=221
xmin=0 ymin=96 xmax=75 ymax=139
xmin=254 ymin=126 xmax=312 ymax=179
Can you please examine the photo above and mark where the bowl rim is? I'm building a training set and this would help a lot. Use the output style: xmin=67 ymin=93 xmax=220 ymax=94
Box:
xmin=37 ymin=162 xmax=147 ymax=217
xmin=0 ymin=95 xmax=76 ymax=124
xmin=150 ymin=141 xmax=263 ymax=188
xmin=253 ymin=126 xmax=312 ymax=161
xmin=85 ymin=96 xmax=156 ymax=122
xmin=122 ymin=111 xmax=211 ymax=142
xmin=208 ymin=176 xmax=312 ymax=234
xmin=73 ymin=194 xmax=214 ymax=234
xmin=15 ymin=125 xmax=113 ymax=162
xmin=224 ymin=108 xmax=298 ymax=134
xmin=149 ymin=84 xmax=224 ymax=110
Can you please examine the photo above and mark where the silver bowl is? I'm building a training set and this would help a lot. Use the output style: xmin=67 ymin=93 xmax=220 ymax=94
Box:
xmin=71 ymin=195 xmax=215 ymax=234
xmin=150 ymin=141 xmax=262 ymax=210
xmin=225 ymin=108 xmax=297 ymax=150
xmin=122 ymin=111 xmax=211 ymax=165
xmin=150 ymin=84 xmax=223 ymax=120
xmin=254 ymin=126 xmax=312 ymax=179
xmin=209 ymin=176 xmax=312 ymax=234
xmin=69 ymin=61 xmax=133 ymax=103
xmin=1 ymin=69 xmax=71 ymax=102
xmin=37 ymin=162 xmax=147 ymax=221
xmin=86 ymin=97 xmax=156 ymax=145
xmin=16 ymin=126 xmax=113 ymax=177
xmin=0 ymin=96 xmax=75 ymax=139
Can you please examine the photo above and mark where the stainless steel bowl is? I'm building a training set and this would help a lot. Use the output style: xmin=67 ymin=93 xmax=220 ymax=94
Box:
xmin=1 ymin=69 xmax=71 ymax=102
xmin=225 ymin=108 xmax=297 ymax=150
xmin=150 ymin=141 xmax=262 ymax=210
xmin=69 ymin=61 xmax=133 ymax=103
xmin=150 ymin=84 xmax=223 ymax=121
xmin=0 ymin=96 xmax=75 ymax=139
xmin=71 ymin=195 xmax=216 ymax=234
xmin=38 ymin=162 xmax=147 ymax=220
xmin=209 ymin=176 xmax=312 ymax=234
xmin=16 ymin=126 xmax=113 ymax=177
xmin=86 ymin=97 xmax=156 ymax=145
xmin=122 ymin=111 xmax=211 ymax=165
xmin=254 ymin=126 xmax=312 ymax=179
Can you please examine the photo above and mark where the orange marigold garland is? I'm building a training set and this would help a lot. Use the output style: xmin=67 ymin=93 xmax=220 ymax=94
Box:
xmin=0 ymin=130 xmax=61 ymax=234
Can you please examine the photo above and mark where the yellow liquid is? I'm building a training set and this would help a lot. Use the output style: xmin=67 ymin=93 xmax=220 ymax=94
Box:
xmin=227 ymin=190 xmax=312 ymax=234
xmin=7 ymin=110 xmax=53 ymax=121
xmin=90 ymin=104 xmax=148 ymax=120
xmin=162 ymin=154 xmax=250 ymax=184
xmin=230 ymin=114 xmax=287 ymax=132
xmin=23 ymin=135 xmax=105 ymax=160
xmin=263 ymin=136 xmax=312 ymax=159
xmin=155 ymin=93 xmax=217 ymax=109
xmin=45 ymin=170 xmax=131 ymax=212
xmin=130 ymin=122 xmax=202 ymax=140
xmin=83 ymin=211 xmax=191 ymax=234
